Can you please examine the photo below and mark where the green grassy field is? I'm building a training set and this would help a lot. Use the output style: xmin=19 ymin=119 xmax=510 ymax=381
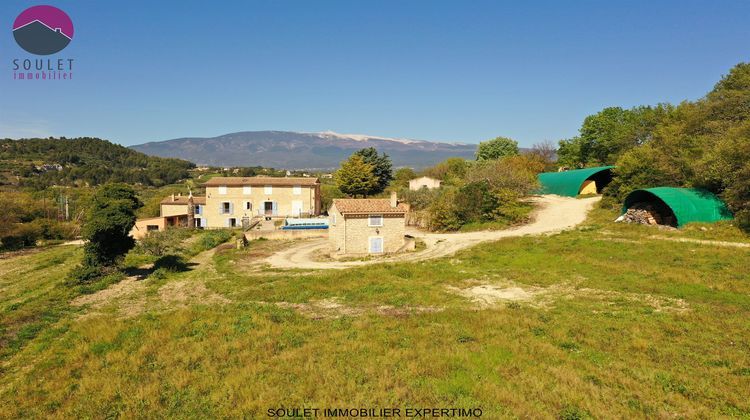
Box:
xmin=0 ymin=208 xmax=748 ymax=418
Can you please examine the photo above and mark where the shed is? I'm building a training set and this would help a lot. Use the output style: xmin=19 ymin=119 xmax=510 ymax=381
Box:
xmin=328 ymin=192 xmax=409 ymax=255
xmin=537 ymin=166 xmax=615 ymax=197
xmin=623 ymin=187 xmax=733 ymax=227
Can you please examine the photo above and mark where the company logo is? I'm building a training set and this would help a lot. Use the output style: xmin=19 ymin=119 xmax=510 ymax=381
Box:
xmin=13 ymin=5 xmax=74 ymax=55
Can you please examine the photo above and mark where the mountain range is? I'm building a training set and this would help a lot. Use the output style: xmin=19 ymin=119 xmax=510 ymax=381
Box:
xmin=130 ymin=131 xmax=481 ymax=169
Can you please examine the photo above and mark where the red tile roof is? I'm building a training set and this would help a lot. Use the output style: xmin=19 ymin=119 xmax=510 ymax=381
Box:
xmin=332 ymin=199 xmax=408 ymax=214
xmin=203 ymin=176 xmax=319 ymax=187
xmin=160 ymin=196 xmax=206 ymax=205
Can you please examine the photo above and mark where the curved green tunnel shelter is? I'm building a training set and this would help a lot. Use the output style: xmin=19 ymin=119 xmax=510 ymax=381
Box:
xmin=623 ymin=187 xmax=733 ymax=227
xmin=537 ymin=166 xmax=615 ymax=197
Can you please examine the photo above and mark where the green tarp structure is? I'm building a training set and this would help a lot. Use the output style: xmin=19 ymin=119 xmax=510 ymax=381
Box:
xmin=623 ymin=187 xmax=733 ymax=227
xmin=537 ymin=166 xmax=615 ymax=197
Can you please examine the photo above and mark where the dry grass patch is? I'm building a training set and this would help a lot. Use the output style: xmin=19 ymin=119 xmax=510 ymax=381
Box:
xmin=159 ymin=280 xmax=231 ymax=307
xmin=447 ymin=279 xmax=689 ymax=313
xmin=261 ymin=297 xmax=443 ymax=320
xmin=71 ymin=276 xmax=148 ymax=319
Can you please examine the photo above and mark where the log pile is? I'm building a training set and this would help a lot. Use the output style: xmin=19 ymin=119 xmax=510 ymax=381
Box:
xmin=616 ymin=202 xmax=677 ymax=227
xmin=618 ymin=208 xmax=661 ymax=225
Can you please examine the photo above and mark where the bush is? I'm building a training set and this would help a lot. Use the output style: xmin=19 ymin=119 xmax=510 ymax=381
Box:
xmin=67 ymin=263 xmax=105 ymax=284
xmin=399 ymin=187 xmax=441 ymax=211
xmin=427 ymin=188 xmax=463 ymax=231
xmin=190 ymin=229 xmax=233 ymax=255
xmin=406 ymin=155 xmax=541 ymax=232
xmin=33 ymin=219 xmax=78 ymax=240
xmin=135 ymin=228 xmax=191 ymax=256
xmin=0 ymin=223 xmax=43 ymax=250
xmin=153 ymin=254 xmax=188 ymax=272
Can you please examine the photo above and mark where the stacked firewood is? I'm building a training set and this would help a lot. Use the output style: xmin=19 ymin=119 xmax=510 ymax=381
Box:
xmin=618 ymin=208 xmax=661 ymax=225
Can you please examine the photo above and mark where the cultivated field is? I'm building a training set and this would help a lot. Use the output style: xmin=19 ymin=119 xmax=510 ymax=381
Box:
xmin=0 ymin=208 xmax=748 ymax=418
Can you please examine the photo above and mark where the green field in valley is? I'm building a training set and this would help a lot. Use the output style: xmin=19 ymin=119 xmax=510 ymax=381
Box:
xmin=0 ymin=208 xmax=748 ymax=418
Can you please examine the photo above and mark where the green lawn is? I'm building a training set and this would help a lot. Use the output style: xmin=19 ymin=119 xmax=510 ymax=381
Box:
xmin=0 ymin=208 xmax=748 ymax=418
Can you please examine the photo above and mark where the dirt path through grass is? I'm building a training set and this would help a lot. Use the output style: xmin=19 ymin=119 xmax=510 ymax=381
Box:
xmin=70 ymin=246 xmax=226 ymax=318
xmin=264 ymin=195 xmax=600 ymax=270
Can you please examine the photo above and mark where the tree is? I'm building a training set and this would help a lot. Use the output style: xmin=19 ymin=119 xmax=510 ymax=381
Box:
xmin=557 ymin=105 xmax=672 ymax=167
xmin=476 ymin=136 xmax=519 ymax=161
xmin=80 ymin=183 xmax=142 ymax=268
xmin=393 ymin=167 xmax=417 ymax=188
xmin=529 ymin=140 xmax=558 ymax=171
xmin=334 ymin=155 xmax=378 ymax=197
xmin=422 ymin=157 xmax=471 ymax=186
xmin=354 ymin=147 xmax=393 ymax=194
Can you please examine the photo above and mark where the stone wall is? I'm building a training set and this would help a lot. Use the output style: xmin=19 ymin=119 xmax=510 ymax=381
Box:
xmin=331 ymin=212 xmax=406 ymax=255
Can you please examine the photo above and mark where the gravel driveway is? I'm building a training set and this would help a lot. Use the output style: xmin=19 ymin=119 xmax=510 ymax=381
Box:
xmin=264 ymin=195 xmax=600 ymax=270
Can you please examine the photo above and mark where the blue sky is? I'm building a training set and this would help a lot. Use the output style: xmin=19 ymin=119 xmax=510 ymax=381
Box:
xmin=1 ymin=1 xmax=748 ymax=146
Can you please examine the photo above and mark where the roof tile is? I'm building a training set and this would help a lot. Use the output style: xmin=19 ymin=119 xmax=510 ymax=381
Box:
xmin=203 ymin=176 xmax=319 ymax=187
xmin=332 ymin=199 xmax=408 ymax=214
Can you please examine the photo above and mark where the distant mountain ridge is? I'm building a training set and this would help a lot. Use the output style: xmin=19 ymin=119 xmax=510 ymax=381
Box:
xmin=130 ymin=131 xmax=480 ymax=169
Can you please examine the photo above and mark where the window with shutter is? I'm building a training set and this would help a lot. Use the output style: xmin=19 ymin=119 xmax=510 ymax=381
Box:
xmin=264 ymin=185 xmax=272 ymax=194
xmin=293 ymin=185 xmax=302 ymax=195
xmin=218 ymin=186 xmax=227 ymax=195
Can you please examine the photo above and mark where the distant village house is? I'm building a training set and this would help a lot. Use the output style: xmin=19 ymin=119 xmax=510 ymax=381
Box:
xmin=408 ymin=176 xmax=442 ymax=191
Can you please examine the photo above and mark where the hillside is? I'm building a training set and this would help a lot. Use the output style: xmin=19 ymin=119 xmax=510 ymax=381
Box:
xmin=0 ymin=137 xmax=195 ymax=189
xmin=130 ymin=130 xmax=480 ymax=169
xmin=1 ymin=208 xmax=749 ymax=417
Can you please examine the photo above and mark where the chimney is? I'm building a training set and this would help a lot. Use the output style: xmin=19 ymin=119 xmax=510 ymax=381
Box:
xmin=55 ymin=28 xmax=61 ymax=33
xmin=390 ymin=191 xmax=398 ymax=208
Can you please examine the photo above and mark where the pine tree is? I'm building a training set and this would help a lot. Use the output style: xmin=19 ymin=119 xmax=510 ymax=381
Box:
xmin=335 ymin=155 xmax=379 ymax=197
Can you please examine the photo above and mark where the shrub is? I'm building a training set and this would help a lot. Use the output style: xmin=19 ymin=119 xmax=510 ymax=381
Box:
xmin=0 ymin=223 xmax=43 ymax=250
xmin=399 ymin=187 xmax=441 ymax=211
xmin=135 ymin=228 xmax=190 ymax=257
xmin=192 ymin=230 xmax=233 ymax=254
xmin=153 ymin=255 xmax=188 ymax=272
xmin=67 ymin=263 xmax=105 ymax=284
xmin=427 ymin=188 xmax=462 ymax=231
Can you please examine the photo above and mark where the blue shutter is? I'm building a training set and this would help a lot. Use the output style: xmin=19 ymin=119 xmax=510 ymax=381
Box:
xmin=229 ymin=202 xmax=234 ymax=214
xmin=272 ymin=201 xmax=278 ymax=216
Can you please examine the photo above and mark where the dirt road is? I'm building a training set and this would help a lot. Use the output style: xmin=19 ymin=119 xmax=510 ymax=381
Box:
xmin=264 ymin=195 xmax=600 ymax=270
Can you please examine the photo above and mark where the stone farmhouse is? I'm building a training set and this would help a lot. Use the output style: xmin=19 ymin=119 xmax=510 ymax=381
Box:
xmin=328 ymin=192 xmax=409 ymax=255
xmin=202 ymin=176 xmax=321 ymax=227
xmin=130 ymin=176 xmax=321 ymax=238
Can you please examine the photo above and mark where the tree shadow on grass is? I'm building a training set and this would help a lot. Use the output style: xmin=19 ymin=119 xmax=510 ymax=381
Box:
xmin=152 ymin=254 xmax=198 ymax=273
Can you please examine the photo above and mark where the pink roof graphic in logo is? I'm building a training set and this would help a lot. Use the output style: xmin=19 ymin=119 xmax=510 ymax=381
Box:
xmin=13 ymin=5 xmax=74 ymax=55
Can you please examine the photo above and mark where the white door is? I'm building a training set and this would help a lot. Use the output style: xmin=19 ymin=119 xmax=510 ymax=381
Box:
xmin=291 ymin=200 xmax=303 ymax=217
xmin=369 ymin=237 xmax=383 ymax=254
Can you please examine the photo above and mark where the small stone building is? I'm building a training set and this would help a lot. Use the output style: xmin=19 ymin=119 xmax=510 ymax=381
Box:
xmin=328 ymin=193 xmax=409 ymax=255
xmin=408 ymin=176 xmax=442 ymax=191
